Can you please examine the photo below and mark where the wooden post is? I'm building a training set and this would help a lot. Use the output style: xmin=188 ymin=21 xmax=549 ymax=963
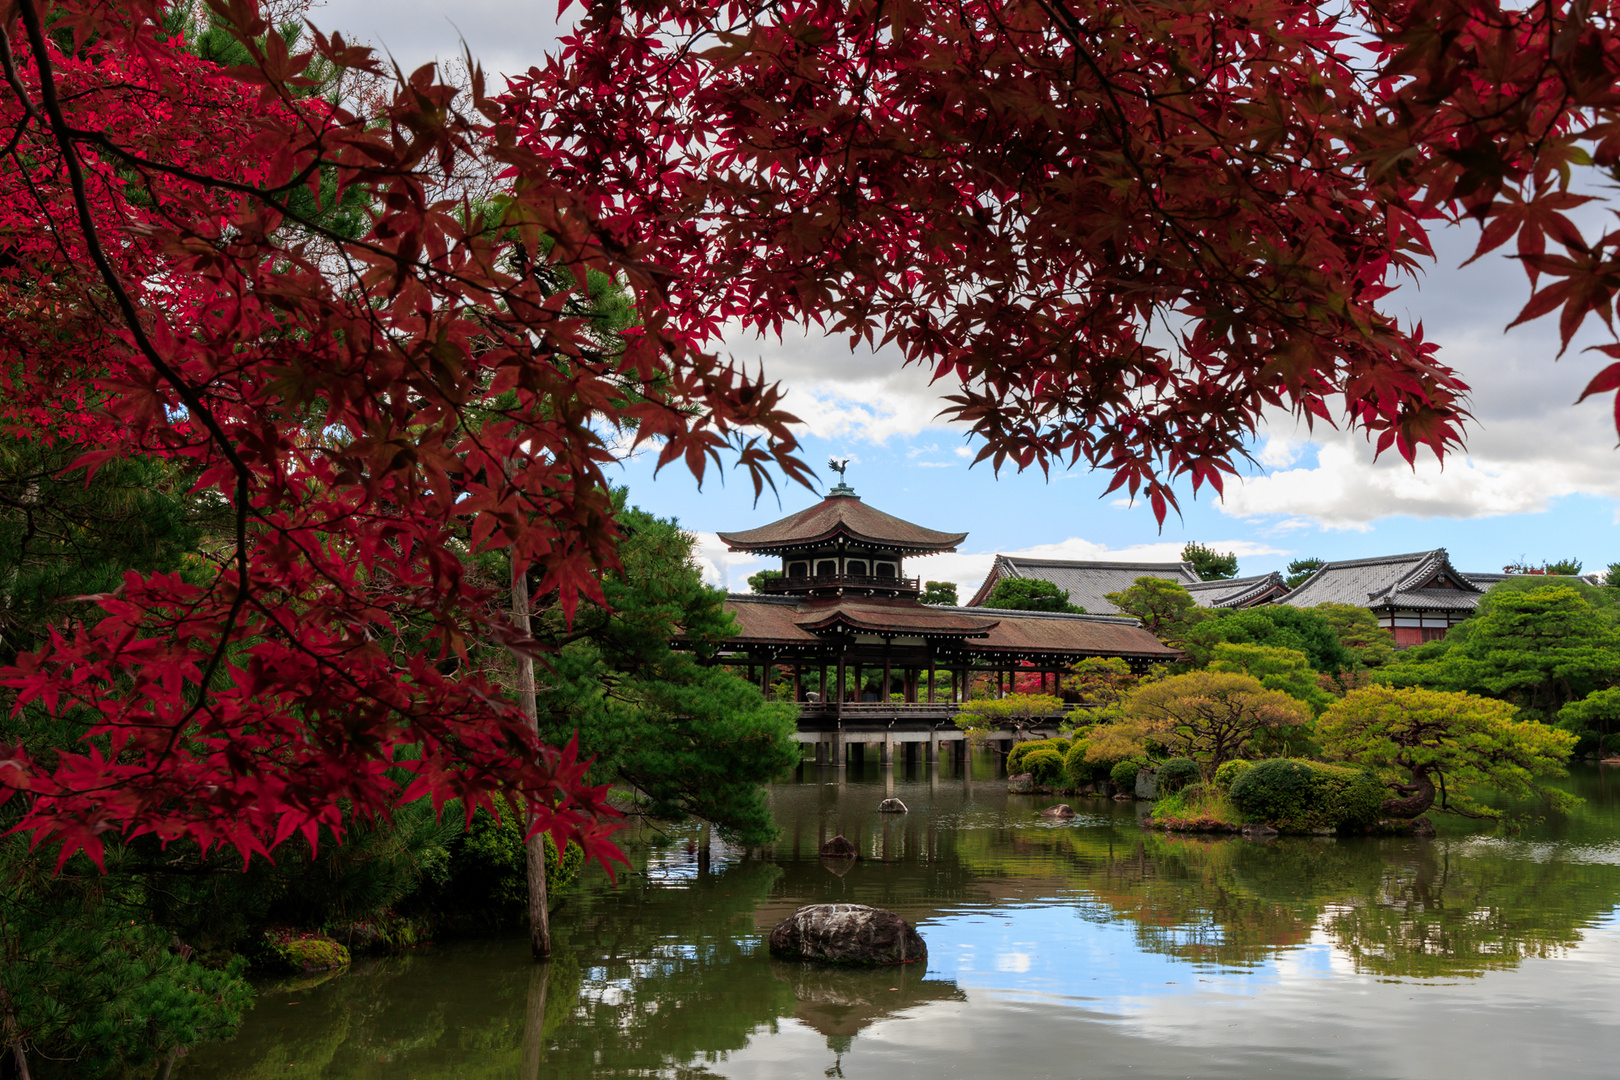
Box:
xmin=882 ymin=640 xmax=892 ymax=702
xmin=836 ymin=650 xmax=846 ymax=721
xmin=794 ymin=664 xmax=802 ymax=701
xmin=927 ymin=664 xmax=935 ymax=704
xmin=509 ymin=563 xmax=551 ymax=960
xmin=762 ymin=658 xmax=771 ymax=693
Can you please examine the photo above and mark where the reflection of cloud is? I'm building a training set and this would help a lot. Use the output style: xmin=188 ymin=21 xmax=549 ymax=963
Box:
xmin=994 ymin=952 xmax=1032 ymax=973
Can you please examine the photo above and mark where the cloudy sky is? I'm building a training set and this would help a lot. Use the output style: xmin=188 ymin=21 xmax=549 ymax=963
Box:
xmin=314 ymin=0 xmax=1620 ymax=597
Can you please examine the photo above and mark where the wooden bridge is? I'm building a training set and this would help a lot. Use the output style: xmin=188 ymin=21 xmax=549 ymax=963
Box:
xmin=792 ymin=700 xmax=1081 ymax=769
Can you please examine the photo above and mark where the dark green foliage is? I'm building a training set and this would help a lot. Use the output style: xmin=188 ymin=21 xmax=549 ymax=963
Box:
xmin=1156 ymin=757 xmax=1200 ymax=794
xmin=1021 ymin=749 xmax=1067 ymax=786
xmin=530 ymin=496 xmax=799 ymax=845
xmin=746 ymin=569 xmax=784 ymax=593
xmin=1607 ymin=562 xmax=1620 ymax=587
xmin=1377 ymin=585 xmax=1620 ymax=719
xmin=1182 ymin=542 xmax=1239 ymax=580
xmin=1311 ymin=603 xmax=1397 ymax=669
xmin=1182 ymin=605 xmax=1354 ymax=673
xmin=1228 ymin=759 xmax=1384 ymax=832
xmin=1545 ymin=558 xmax=1584 ymax=576
xmin=255 ymin=934 xmax=351 ymax=974
xmin=1104 ymin=576 xmax=1205 ymax=643
xmin=1213 ymin=758 xmax=1253 ymax=791
xmin=1110 ymin=760 xmax=1141 ymax=790
xmin=986 ymin=576 xmax=1085 ymax=613
xmin=921 ymin=580 xmax=959 ymax=606
xmin=1006 ymin=737 xmax=1073 ymax=776
xmin=1284 ymin=558 xmax=1325 ymax=590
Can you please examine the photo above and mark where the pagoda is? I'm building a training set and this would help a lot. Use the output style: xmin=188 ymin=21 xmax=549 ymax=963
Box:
xmin=700 ymin=475 xmax=1179 ymax=766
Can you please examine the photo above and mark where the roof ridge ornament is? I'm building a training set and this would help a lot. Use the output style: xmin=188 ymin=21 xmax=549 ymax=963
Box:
xmin=827 ymin=456 xmax=857 ymax=497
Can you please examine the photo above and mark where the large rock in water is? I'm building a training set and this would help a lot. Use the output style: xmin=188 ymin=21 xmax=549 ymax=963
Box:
xmin=1007 ymin=773 xmax=1035 ymax=793
xmin=768 ymin=904 xmax=927 ymax=966
xmin=819 ymin=834 xmax=858 ymax=857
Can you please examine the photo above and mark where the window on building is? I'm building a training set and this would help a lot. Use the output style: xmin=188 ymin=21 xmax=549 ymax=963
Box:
xmin=816 ymin=560 xmax=837 ymax=576
xmin=846 ymin=560 xmax=868 ymax=576
xmin=875 ymin=563 xmax=896 ymax=578
xmin=788 ymin=562 xmax=809 ymax=578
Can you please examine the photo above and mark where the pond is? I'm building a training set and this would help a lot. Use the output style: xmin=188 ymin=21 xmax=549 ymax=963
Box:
xmin=181 ymin=757 xmax=1620 ymax=1079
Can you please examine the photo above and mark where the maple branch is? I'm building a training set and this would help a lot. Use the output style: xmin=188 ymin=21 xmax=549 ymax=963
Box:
xmin=15 ymin=0 xmax=252 ymax=730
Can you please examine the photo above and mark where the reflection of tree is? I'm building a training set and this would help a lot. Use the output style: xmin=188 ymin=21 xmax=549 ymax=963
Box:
xmin=950 ymin=828 xmax=1620 ymax=978
xmin=1319 ymin=846 xmax=1615 ymax=978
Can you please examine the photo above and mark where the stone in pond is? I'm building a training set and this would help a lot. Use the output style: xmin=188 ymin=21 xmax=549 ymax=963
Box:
xmin=877 ymin=798 xmax=908 ymax=813
xmin=1007 ymin=773 xmax=1034 ymax=793
xmin=1241 ymin=823 xmax=1278 ymax=839
xmin=819 ymin=834 xmax=858 ymax=858
xmin=768 ymin=904 xmax=927 ymax=966
xmin=1041 ymin=804 xmax=1075 ymax=818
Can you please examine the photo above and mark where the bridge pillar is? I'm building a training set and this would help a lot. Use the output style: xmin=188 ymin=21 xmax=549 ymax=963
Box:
xmin=880 ymin=732 xmax=894 ymax=766
xmin=831 ymin=729 xmax=845 ymax=768
xmin=814 ymin=739 xmax=827 ymax=766
xmin=926 ymin=730 xmax=939 ymax=765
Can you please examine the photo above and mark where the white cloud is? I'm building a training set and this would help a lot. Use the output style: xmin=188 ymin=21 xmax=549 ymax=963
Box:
xmin=688 ymin=531 xmax=768 ymax=592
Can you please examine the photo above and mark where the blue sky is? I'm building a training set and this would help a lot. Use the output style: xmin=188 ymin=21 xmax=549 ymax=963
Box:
xmin=316 ymin=0 xmax=1620 ymax=596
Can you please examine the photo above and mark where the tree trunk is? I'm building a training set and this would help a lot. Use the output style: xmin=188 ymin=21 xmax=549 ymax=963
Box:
xmin=11 ymin=1043 xmax=30 ymax=1080
xmin=1381 ymin=765 xmax=1437 ymax=818
xmin=510 ymin=564 xmax=551 ymax=959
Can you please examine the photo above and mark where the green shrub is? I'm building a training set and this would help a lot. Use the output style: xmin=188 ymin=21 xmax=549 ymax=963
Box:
xmin=1007 ymin=737 xmax=1073 ymax=776
xmin=257 ymin=933 xmax=351 ymax=973
xmin=1110 ymin=760 xmax=1140 ymax=791
xmin=1228 ymin=758 xmax=1384 ymax=832
xmin=1156 ymin=757 xmax=1200 ymax=794
xmin=1213 ymin=759 xmax=1254 ymax=791
xmin=1063 ymin=738 xmax=1112 ymax=786
xmin=1022 ymin=748 xmax=1066 ymax=786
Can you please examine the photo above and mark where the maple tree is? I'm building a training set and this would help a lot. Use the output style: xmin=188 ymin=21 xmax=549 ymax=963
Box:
xmin=0 ymin=0 xmax=806 ymax=874
xmin=6 ymin=0 xmax=1620 ymax=877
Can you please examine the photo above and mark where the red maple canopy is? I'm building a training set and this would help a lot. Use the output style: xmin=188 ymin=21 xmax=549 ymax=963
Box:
xmin=1 ymin=0 xmax=1617 ymax=867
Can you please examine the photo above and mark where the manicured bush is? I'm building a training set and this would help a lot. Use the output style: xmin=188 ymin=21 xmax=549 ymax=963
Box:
xmin=1228 ymin=758 xmax=1384 ymax=832
xmin=1156 ymin=757 xmax=1200 ymax=794
xmin=1063 ymin=738 xmax=1111 ymax=786
xmin=1110 ymin=760 xmax=1141 ymax=791
xmin=257 ymin=932 xmax=351 ymax=973
xmin=1213 ymin=759 xmax=1254 ymax=791
xmin=1022 ymin=748 xmax=1067 ymax=786
xmin=1007 ymin=737 xmax=1073 ymax=776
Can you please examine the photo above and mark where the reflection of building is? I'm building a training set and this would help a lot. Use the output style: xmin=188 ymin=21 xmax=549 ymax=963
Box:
xmin=705 ymin=482 xmax=1178 ymax=758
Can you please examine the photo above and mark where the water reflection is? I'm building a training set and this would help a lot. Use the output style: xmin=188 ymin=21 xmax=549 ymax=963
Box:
xmin=182 ymin=763 xmax=1620 ymax=1079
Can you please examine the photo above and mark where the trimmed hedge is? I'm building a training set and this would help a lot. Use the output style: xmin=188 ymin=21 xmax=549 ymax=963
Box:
xmin=1110 ymin=760 xmax=1140 ymax=790
xmin=1228 ymin=758 xmax=1384 ymax=833
xmin=1007 ymin=737 xmax=1072 ymax=777
xmin=1156 ymin=757 xmax=1199 ymax=795
xmin=1213 ymin=759 xmax=1254 ymax=792
xmin=1022 ymin=748 xmax=1066 ymax=786
xmin=1062 ymin=738 xmax=1112 ymax=785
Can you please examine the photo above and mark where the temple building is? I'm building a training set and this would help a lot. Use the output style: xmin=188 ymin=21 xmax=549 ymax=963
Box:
xmin=1276 ymin=549 xmax=1487 ymax=647
xmin=967 ymin=555 xmax=1284 ymax=613
xmin=706 ymin=480 xmax=1178 ymax=764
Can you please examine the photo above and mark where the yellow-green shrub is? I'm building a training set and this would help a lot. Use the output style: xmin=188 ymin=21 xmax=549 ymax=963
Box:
xmin=1007 ymin=737 xmax=1072 ymax=776
xmin=1213 ymin=759 xmax=1254 ymax=791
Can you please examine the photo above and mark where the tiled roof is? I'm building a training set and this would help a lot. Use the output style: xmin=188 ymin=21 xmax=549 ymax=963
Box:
xmin=967 ymin=555 xmax=1201 ymax=614
xmin=719 ymin=595 xmax=1177 ymax=659
xmin=717 ymin=494 xmax=967 ymax=554
xmin=1279 ymin=549 xmax=1485 ymax=611
xmin=1185 ymin=572 xmax=1289 ymax=609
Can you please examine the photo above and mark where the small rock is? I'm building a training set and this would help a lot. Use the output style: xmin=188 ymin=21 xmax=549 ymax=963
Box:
xmin=1411 ymin=816 xmax=1437 ymax=838
xmin=877 ymin=798 xmax=908 ymax=813
xmin=819 ymin=834 xmax=858 ymax=857
xmin=1112 ymin=792 xmax=1133 ymax=801
xmin=768 ymin=904 xmax=926 ymax=966
xmin=1312 ymin=827 xmax=1336 ymax=836
xmin=1041 ymin=804 xmax=1075 ymax=818
xmin=1241 ymin=823 xmax=1278 ymax=839
xmin=1007 ymin=773 xmax=1034 ymax=794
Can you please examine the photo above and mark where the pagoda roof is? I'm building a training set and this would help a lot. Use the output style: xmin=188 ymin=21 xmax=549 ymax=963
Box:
xmin=716 ymin=492 xmax=967 ymax=554
xmin=720 ymin=595 xmax=1178 ymax=660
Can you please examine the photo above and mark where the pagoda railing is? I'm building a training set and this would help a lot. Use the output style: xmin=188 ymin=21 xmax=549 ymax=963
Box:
xmin=759 ymin=573 xmax=921 ymax=594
